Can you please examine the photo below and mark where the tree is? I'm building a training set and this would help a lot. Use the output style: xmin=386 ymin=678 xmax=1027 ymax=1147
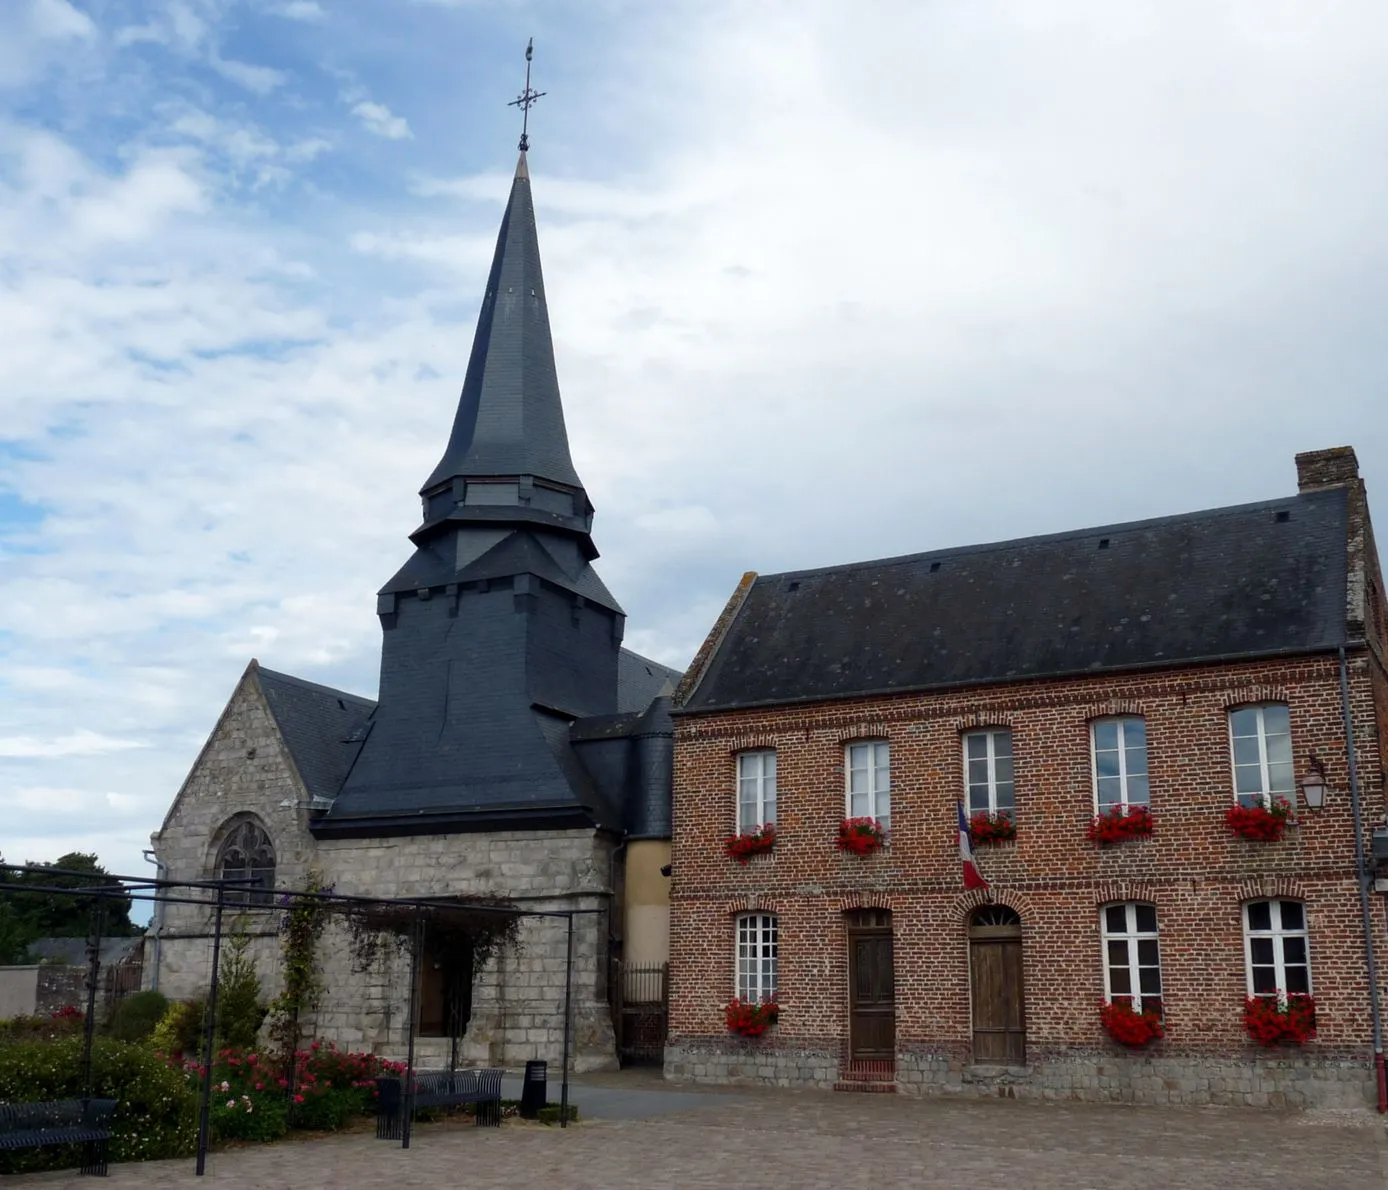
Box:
xmin=3 ymin=853 xmax=137 ymax=942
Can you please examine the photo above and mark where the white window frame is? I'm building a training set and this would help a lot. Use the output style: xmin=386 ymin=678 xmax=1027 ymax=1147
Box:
xmin=736 ymin=750 xmax=777 ymax=833
xmin=1227 ymin=703 xmax=1294 ymax=810
xmin=1089 ymin=716 xmax=1149 ymax=812
xmin=963 ymin=729 xmax=1014 ymax=818
xmin=1100 ymin=902 xmax=1163 ymax=1014
xmin=844 ymin=740 xmax=891 ymax=828
xmin=735 ymin=913 xmax=778 ymax=1003
xmin=1243 ymin=899 xmax=1312 ymax=1000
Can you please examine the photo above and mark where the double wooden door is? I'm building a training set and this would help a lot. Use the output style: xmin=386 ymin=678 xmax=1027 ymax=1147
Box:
xmin=969 ymin=908 xmax=1026 ymax=1065
xmin=847 ymin=910 xmax=895 ymax=1062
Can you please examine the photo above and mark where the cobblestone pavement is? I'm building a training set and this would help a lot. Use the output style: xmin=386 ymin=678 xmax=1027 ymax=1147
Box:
xmin=7 ymin=1085 xmax=1386 ymax=1189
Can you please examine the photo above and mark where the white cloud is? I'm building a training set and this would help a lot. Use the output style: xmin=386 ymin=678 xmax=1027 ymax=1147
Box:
xmin=210 ymin=53 xmax=288 ymax=94
xmin=275 ymin=0 xmax=326 ymax=19
xmin=31 ymin=0 xmax=95 ymax=41
xmin=352 ymin=100 xmax=411 ymax=140
xmin=0 ymin=731 xmax=149 ymax=759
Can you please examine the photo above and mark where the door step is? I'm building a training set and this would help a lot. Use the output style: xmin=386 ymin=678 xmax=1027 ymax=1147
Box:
xmin=834 ymin=1079 xmax=897 ymax=1093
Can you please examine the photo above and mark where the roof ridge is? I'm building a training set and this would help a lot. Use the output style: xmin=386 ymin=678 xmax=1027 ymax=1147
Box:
xmin=255 ymin=666 xmax=376 ymax=708
xmin=760 ymin=490 xmax=1336 ymax=583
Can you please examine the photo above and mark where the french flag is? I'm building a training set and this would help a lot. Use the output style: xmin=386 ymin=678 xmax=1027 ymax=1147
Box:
xmin=958 ymin=801 xmax=988 ymax=890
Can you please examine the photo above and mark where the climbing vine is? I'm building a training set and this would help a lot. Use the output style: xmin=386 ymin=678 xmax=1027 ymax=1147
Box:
xmin=336 ymin=899 xmax=522 ymax=976
xmin=267 ymin=870 xmax=332 ymax=1068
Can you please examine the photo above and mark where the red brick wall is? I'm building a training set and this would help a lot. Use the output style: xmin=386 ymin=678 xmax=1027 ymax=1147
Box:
xmin=668 ymin=652 xmax=1386 ymax=1060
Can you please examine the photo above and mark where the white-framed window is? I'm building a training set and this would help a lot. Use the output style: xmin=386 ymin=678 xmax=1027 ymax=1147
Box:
xmin=964 ymin=729 xmax=1014 ymax=818
xmin=736 ymin=750 xmax=777 ymax=833
xmin=1243 ymin=899 xmax=1311 ymax=999
xmin=1229 ymin=704 xmax=1294 ymax=809
xmin=735 ymin=913 xmax=778 ymax=1003
xmin=1090 ymin=716 xmax=1149 ymax=811
xmin=1101 ymin=903 xmax=1163 ymax=1014
xmin=845 ymin=740 xmax=891 ymax=827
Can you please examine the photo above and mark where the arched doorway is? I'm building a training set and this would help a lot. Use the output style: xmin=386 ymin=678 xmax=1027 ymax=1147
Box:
xmin=846 ymin=908 xmax=894 ymax=1066
xmin=969 ymin=905 xmax=1025 ymax=1065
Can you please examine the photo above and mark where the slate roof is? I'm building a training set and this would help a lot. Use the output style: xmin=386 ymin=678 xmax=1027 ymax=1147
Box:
xmin=255 ymin=666 xmax=376 ymax=802
xmin=617 ymin=648 xmax=682 ymax=713
xmin=421 ymin=152 xmax=584 ymax=495
xmin=681 ymin=488 xmax=1351 ymax=713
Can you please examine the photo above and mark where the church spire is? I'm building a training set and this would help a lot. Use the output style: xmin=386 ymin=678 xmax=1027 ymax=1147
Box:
xmin=420 ymin=40 xmax=588 ymax=534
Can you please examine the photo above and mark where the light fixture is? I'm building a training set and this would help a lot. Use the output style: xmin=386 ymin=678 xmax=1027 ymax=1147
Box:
xmin=1300 ymin=757 xmax=1327 ymax=810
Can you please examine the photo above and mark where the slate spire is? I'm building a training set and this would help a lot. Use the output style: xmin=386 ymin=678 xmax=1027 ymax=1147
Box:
xmin=420 ymin=150 xmax=587 ymax=513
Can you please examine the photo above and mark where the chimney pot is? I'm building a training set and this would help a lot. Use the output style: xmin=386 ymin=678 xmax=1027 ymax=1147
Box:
xmin=1295 ymin=446 xmax=1359 ymax=492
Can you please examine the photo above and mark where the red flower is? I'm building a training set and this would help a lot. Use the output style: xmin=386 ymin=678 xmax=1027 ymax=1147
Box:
xmin=1225 ymin=799 xmax=1292 ymax=842
xmin=1087 ymin=805 xmax=1155 ymax=845
xmin=1244 ymin=994 xmax=1316 ymax=1045
xmin=1099 ymin=997 xmax=1164 ymax=1047
xmin=293 ymin=1093 xmax=305 ymax=1104
xmin=837 ymin=817 xmax=887 ymax=856
xmin=969 ymin=811 xmax=1016 ymax=845
xmin=724 ymin=998 xmax=779 ymax=1037
xmin=724 ymin=823 xmax=777 ymax=864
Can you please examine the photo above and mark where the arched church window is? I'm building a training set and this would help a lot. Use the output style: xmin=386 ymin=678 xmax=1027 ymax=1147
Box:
xmin=216 ymin=818 xmax=276 ymax=907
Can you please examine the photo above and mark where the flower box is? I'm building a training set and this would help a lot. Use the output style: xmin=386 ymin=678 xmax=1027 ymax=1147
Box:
xmin=837 ymin=817 xmax=888 ymax=856
xmin=1087 ymin=804 xmax=1154 ymax=845
xmin=969 ymin=811 xmax=1016 ymax=845
xmin=1244 ymin=994 xmax=1316 ymax=1045
xmin=1225 ymin=798 xmax=1292 ymax=842
xmin=1099 ymin=997 xmax=1164 ymax=1047
xmin=724 ymin=823 xmax=776 ymax=864
xmin=725 ymin=998 xmax=779 ymax=1038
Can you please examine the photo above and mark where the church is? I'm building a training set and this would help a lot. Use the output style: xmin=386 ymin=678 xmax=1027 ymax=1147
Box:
xmin=147 ymin=136 xmax=680 ymax=1071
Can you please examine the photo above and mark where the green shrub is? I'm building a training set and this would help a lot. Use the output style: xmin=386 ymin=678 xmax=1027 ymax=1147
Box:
xmin=216 ymin=930 xmax=267 ymax=1051
xmin=288 ymin=1087 xmax=359 ymax=1132
xmin=536 ymin=1102 xmax=579 ymax=1125
xmin=212 ymin=1087 xmax=288 ymax=1143
xmin=0 ymin=1010 xmax=85 ymax=1045
xmin=0 ymin=1037 xmax=196 ymax=1174
xmin=150 ymin=999 xmax=205 ymax=1059
xmin=108 ymin=990 xmax=168 ymax=1043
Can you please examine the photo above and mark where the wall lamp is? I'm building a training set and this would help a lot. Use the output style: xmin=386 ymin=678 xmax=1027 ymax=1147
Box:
xmin=1300 ymin=756 xmax=1328 ymax=810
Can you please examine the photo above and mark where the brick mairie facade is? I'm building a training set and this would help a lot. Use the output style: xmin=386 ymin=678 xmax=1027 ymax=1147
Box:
xmin=665 ymin=447 xmax=1388 ymax=1108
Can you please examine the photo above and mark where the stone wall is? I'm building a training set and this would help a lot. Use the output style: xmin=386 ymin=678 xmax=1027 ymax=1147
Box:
xmin=665 ymin=1037 xmax=1376 ymax=1109
xmin=150 ymin=665 xmax=619 ymax=1069
xmin=35 ymin=965 xmax=87 ymax=1016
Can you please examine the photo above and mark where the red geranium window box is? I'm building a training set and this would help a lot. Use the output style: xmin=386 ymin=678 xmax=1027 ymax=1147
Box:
xmin=1099 ymin=997 xmax=1164 ymax=1047
xmin=725 ymin=998 xmax=779 ymax=1038
xmin=837 ymin=817 xmax=887 ymax=856
xmin=1087 ymin=804 xmax=1154 ymax=845
xmin=1244 ymin=994 xmax=1316 ymax=1045
xmin=1225 ymin=797 xmax=1292 ymax=842
xmin=724 ymin=823 xmax=776 ymax=864
xmin=969 ymin=811 xmax=1016 ymax=845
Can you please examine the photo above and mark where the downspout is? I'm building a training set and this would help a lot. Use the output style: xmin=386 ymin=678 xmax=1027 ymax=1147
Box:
xmin=142 ymin=849 xmax=166 ymax=993
xmin=1337 ymin=645 xmax=1386 ymax=1111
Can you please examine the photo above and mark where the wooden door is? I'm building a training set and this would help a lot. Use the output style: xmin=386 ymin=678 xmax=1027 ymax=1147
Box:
xmin=847 ymin=910 xmax=895 ymax=1062
xmin=969 ymin=907 xmax=1026 ymax=1065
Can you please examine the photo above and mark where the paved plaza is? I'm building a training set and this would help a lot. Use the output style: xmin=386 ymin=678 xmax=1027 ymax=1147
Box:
xmin=7 ymin=1075 xmax=1386 ymax=1189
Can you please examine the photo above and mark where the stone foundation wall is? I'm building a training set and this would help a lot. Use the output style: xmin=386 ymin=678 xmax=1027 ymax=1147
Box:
xmin=665 ymin=1037 xmax=1378 ymax=1109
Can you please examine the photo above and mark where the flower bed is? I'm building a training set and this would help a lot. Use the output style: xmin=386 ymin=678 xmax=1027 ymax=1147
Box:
xmin=1099 ymin=997 xmax=1164 ymax=1047
xmin=1226 ymin=798 xmax=1292 ymax=841
xmin=725 ymin=998 xmax=779 ymax=1038
xmin=724 ymin=823 xmax=776 ymax=864
xmin=1087 ymin=804 xmax=1154 ymax=845
xmin=969 ymin=811 xmax=1016 ymax=845
xmin=837 ymin=817 xmax=888 ymax=856
xmin=1244 ymin=994 xmax=1316 ymax=1045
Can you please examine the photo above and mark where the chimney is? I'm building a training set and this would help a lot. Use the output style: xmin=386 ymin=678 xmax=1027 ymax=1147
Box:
xmin=1295 ymin=446 xmax=1360 ymax=492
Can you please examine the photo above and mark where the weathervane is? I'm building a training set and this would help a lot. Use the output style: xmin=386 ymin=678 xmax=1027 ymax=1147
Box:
xmin=508 ymin=38 xmax=545 ymax=153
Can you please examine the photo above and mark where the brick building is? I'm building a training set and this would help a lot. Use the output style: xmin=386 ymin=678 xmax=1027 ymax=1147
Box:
xmin=665 ymin=446 xmax=1388 ymax=1108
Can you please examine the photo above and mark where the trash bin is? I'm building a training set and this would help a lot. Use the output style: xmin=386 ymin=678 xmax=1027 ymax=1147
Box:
xmin=519 ymin=1060 xmax=547 ymax=1119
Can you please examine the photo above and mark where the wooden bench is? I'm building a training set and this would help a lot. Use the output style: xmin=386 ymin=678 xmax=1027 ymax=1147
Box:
xmin=375 ymin=1069 xmax=505 ymax=1139
xmin=0 ymin=1098 xmax=118 ymax=1176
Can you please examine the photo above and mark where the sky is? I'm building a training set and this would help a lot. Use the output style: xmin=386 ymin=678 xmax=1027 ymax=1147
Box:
xmin=1 ymin=0 xmax=1386 ymax=884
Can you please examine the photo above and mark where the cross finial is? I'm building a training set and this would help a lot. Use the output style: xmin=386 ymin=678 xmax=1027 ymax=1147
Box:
xmin=508 ymin=37 xmax=545 ymax=153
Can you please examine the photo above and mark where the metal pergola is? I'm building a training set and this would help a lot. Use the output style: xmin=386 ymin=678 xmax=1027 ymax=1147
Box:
xmin=0 ymin=863 xmax=593 ymax=1174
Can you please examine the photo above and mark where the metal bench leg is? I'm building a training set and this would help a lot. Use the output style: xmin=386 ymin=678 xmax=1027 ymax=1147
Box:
xmin=376 ymin=1103 xmax=402 ymax=1141
xmin=81 ymin=1137 xmax=109 ymax=1176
